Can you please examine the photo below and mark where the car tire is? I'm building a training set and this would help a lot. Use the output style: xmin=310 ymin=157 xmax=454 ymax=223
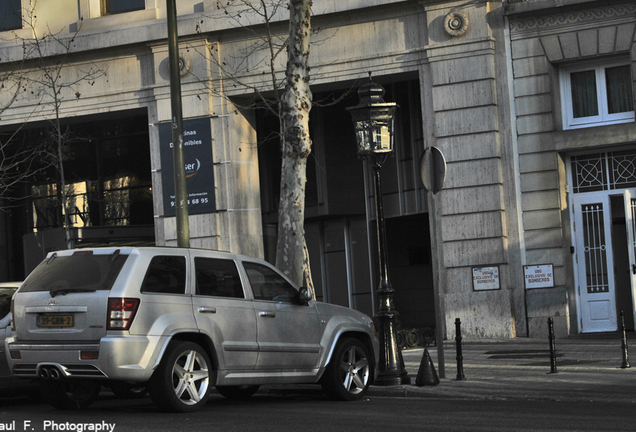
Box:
xmin=320 ymin=338 xmax=371 ymax=401
xmin=149 ymin=341 xmax=211 ymax=413
xmin=39 ymin=379 xmax=101 ymax=410
xmin=216 ymin=385 xmax=260 ymax=400
xmin=109 ymin=382 xmax=147 ymax=399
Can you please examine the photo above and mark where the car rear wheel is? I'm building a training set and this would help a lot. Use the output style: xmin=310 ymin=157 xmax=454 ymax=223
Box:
xmin=216 ymin=385 xmax=260 ymax=400
xmin=149 ymin=341 xmax=211 ymax=413
xmin=39 ymin=379 xmax=101 ymax=410
xmin=321 ymin=338 xmax=371 ymax=401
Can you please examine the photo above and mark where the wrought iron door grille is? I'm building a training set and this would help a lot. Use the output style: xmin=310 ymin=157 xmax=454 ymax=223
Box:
xmin=581 ymin=203 xmax=609 ymax=294
xmin=572 ymin=151 xmax=636 ymax=193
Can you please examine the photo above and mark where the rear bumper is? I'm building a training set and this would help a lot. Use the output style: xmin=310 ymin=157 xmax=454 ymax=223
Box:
xmin=6 ymin=335 xmax=166 ymax=382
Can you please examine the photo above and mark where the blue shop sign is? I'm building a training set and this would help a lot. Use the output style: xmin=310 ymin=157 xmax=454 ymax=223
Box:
xmin=159 ymin=117 xmax=216 ymax=216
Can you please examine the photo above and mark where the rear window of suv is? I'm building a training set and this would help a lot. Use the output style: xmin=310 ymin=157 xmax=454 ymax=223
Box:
xmin=20 ymin=250 xmax=129 ymax=293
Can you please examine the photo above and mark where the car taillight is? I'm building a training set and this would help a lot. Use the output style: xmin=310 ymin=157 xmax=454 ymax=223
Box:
xmin=80 ymin=350 xmax=99 ymax=360
xmin=107 ymin=298 xmax=140 ymax=330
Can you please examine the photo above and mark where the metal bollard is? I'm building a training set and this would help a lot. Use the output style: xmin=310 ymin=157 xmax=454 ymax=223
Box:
xmin=548 ymin=317 xmax=557 ymax=374
xmin=455 ymin=318 xmax=466 ymax=381
xmin=620 ymin=310 xmax=630 ymax=369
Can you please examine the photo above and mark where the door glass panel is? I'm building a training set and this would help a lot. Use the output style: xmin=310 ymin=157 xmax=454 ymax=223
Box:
xmin=243 ymin=262 xmax=298 ymax=302
xmin=195 ymin=257 xmax=244 ymax=298
xmin=582 ymin=203 xmax=609 ymax=293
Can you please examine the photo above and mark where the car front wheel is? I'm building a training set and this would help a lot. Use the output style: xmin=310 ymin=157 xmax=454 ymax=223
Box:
xmin=149 ymin=341 xmax=211 ymax=413
xmin=320 ymin=338 xmax=371 ymax=401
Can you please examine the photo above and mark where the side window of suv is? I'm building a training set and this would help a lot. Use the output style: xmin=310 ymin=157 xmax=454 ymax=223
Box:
xmin=195 ymin=257 xmax=244 ymax=299
xmin=243 ymin=262 xmax=297 ymax=303
xmin=141 ymin=256 xmax=186 ymax=294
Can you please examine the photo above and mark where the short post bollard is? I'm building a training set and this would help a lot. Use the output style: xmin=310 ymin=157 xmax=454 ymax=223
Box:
xmin=548 ymin=317 xmax=558 ymax=374
xmin=455 ymin=318 xmax=466 ymax=381
xmin=620 ymin=310 xmax=630 ymax=369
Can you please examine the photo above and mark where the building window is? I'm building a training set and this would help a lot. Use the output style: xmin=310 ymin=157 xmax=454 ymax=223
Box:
xmin=4 ymin=112 xmax=153 ymax=231
xmin=102 ymin=0 xmax=145 ymax=15
xmin=561 ymin=60 xmax=634 ymax=129
xmin=0 ymin=0 xmax=22 ymax=31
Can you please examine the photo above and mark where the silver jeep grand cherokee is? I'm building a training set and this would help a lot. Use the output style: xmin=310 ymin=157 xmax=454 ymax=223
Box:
xmin=7 ymin=247 xmax=378 ymax=412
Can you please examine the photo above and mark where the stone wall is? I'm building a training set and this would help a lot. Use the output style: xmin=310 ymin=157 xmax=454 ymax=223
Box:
xmin=507 ymin=0 xmax=636 ymax=336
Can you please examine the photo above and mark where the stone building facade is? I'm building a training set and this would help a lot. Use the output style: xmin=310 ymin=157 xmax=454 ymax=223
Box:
xmin=0 ymin=0 xmax=634 ymax=339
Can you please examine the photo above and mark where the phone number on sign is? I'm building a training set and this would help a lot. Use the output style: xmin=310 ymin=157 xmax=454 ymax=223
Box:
xmin=170 ymin=197 xmax=209 ymax=206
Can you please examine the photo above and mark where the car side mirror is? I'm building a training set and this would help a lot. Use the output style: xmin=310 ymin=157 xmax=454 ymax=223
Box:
xmin=298 ymin=287 xmax=312 ymax=305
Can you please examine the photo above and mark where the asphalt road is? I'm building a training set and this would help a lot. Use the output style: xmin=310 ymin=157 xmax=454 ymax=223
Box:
xmin=0 ymin=390 xmax=634 ymax=432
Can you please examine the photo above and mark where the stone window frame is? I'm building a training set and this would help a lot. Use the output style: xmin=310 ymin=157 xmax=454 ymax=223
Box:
xmin=559 ymin=58 xmax=634 ymax=130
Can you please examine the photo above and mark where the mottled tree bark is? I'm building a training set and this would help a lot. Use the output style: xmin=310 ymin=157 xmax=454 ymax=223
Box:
xmin=275 ymin=0 xmax=312 ymax=286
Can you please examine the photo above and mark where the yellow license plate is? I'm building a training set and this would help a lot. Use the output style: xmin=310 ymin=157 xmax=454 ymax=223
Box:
xmin=37 ymin=315 xmax=74 ymax=327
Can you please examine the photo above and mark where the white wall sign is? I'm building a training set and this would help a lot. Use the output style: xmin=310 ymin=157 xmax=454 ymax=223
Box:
xmin=472 ymin=266 xmax=500 ymax=291
xmin=524 ymin=264 xmax=554 ymax=289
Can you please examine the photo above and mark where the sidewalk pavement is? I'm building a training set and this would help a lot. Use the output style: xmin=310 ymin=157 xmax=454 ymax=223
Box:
xmin=366 ymin=333 xmax=636 ymax=403
xmin=261 ymin=333 xmax=636 ymax=403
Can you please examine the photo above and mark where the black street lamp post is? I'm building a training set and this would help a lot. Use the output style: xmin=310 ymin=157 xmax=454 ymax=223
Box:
xmin=347 ymin=75 xmax=410 ymax=386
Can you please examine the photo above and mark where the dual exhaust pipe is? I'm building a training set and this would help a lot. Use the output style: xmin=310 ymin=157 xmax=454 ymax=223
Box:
xmin=38 ymin=366 xmax=62 ymax=380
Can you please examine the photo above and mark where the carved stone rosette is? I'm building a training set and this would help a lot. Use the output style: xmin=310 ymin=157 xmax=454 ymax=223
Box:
xmin=444 ymin=10 xmax=469 ymax=37
xmin=178 ymin=56 xmax=191 ymax=77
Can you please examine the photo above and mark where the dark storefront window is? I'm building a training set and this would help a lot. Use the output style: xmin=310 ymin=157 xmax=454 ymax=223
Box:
xmin=19 ymin=113 xmax=153 ymax=231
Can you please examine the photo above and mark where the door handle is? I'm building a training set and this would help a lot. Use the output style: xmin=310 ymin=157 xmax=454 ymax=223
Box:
xmin=198 ymin=307 xmax=217 ymax=314
xmin=632 ymin=264 xmax=636 ymax=275
xmin=259 ymin=311 xmax=276 ymax=318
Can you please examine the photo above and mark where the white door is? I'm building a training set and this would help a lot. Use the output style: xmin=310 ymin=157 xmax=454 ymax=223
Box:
xmin=622 ymin=190 xmax=636 ymax=327
xmin=573 ymin=192 xmax=617 ymax=332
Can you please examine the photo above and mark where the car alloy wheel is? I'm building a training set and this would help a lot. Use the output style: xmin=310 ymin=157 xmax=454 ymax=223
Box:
xmin=149 ymin=341 xmax=211 ymax=413
xmin=321 ymin=338 xmax=371 ymax=401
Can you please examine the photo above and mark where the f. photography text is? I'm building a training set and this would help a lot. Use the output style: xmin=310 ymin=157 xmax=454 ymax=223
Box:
xmin=0 ymin=421 xmax=116 ymax=432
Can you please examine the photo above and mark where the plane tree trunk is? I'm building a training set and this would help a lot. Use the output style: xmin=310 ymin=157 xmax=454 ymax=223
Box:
xmin=275 ymin=0 xmax=312 ymax=286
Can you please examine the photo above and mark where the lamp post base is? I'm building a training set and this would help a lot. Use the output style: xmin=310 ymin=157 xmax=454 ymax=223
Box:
xmin=374 ymin=311 xmax=411 ymax=386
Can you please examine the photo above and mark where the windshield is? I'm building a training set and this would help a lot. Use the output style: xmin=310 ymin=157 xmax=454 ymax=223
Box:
xmin=20 ymin=251 xmax=129 ymax=293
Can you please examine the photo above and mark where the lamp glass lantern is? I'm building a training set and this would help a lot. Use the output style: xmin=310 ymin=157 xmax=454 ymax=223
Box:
xmin=347 ymin=80 xmax=398 ymax=160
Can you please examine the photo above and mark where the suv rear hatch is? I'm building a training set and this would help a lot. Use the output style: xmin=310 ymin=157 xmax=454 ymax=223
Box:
xmin=14 ymin=249 xmax=129 ymax=343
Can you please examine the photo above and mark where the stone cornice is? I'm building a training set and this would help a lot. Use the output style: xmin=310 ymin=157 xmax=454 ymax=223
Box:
xmin=508 ymin=2 xmax=636 ymax=35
